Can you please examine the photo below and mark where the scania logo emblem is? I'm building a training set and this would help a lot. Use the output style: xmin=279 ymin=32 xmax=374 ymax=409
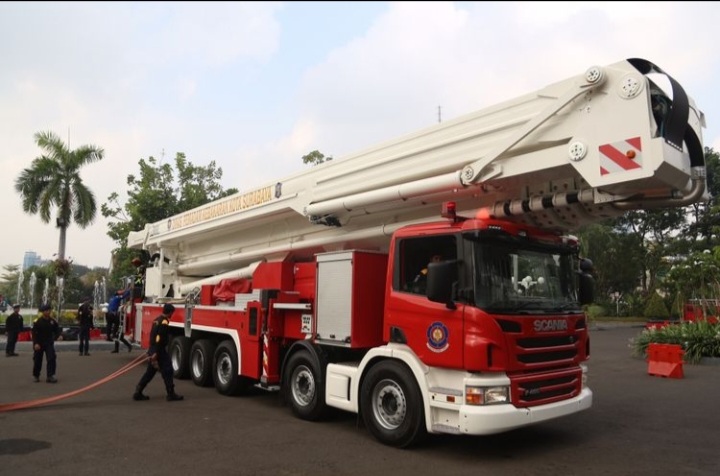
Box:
xmin=533 ymin=319 xmax=568 ymax=332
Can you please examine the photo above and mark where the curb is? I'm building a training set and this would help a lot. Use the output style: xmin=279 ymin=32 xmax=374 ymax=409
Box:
xmin=1 ymin=340 xmax=138 ymax=354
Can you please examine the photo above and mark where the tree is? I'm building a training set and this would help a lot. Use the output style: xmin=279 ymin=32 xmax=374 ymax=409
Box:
xmin=0 ymin=265 xmax=22 ymax=305
xmin=663 ymin=250 xmax=720 ymax=303
xmin=302 ymin=150 xmax=333 ymax=166
xmin=644 ymin=291 xmax=669 ymax=319
xmin=15 ymin=131 xmax=103 ymax=262
xmin=613 ymin=208 xmax=687 ymax=293
xmin=579 ymin=222 xmax=644 ymax=302
xmin=101 ymin=152 xmax=237 ymax=284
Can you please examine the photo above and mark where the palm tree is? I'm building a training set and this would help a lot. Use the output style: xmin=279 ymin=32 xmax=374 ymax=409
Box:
xmin=15 ymin=131 xmax=104 ymax=262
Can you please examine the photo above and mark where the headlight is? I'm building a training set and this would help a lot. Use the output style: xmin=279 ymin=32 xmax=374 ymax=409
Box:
xmin=465 ymin=386 xmax=509 ymax=405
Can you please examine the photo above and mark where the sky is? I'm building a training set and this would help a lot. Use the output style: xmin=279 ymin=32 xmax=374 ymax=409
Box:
xmin=1 ymin=1 xmax=719 ymax=272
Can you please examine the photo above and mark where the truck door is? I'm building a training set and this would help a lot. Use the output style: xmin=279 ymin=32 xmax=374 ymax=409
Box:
xmin=386 ymin=234 xmax=465 ymax=370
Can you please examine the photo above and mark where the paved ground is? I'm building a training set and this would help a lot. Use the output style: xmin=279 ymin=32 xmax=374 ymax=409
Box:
xmin=1 ymin=325 xmax=718 ymax=476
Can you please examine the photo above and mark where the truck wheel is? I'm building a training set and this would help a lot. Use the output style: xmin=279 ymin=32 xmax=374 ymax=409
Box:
xmin=190 ymin=339 xmax=216 ymax=387
xmin=360 ymin=360 xmax=427 ymax=448
xmin=284 ymin=350 xmax=327 ymax=421
xmin=169 ymin=336 xmax=191 ymax=380
xmin=213 ymin=341 xmax=251 ymax=396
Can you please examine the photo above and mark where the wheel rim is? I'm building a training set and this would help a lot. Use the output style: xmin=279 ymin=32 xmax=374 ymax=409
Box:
xmin=372 ymin=378 xmax=406 ymax=430
xmin=216 ymin=352 xmax=232 ymax=385
xmin=291 ymin=365 xmax=315 ymax=407
xmin=191 ymin=350 xmax=204 ymax=378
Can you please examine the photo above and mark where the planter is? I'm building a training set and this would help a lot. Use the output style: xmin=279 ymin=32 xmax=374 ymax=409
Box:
xmin=699 ymin=357 xmax=720 ymax=366
xmin=17 ymin=331 xmax=32 ymax=342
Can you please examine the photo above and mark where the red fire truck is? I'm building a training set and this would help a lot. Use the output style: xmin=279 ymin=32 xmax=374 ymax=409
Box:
xmin=125 ymin=58 xmax=706 ymax=447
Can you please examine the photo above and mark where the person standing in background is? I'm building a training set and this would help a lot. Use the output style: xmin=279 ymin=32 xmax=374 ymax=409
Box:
xmin=5 ymin=304 xmax=24 ymax=356
xmin=108 ymin=289 xmax=132 ymax=353
xmin=77 ymin=297 xmax=94 ymax=356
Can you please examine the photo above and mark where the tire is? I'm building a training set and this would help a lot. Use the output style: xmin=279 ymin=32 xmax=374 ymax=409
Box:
xmin=213 ymin=341 xmax=252 ymax=396
xmin=190 ymin=339 xmax=216 ymax=387
xmin=168 ymin=336 xmax=191 ymax=380
xmin=360 ymin=360 xmax=427 ymax=448
xmin=284 ymin=350 xmax=327 ymax=421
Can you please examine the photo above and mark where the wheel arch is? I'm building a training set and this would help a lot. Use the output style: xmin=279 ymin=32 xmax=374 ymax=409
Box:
xmin=356 ymin=346 xmax=432 ymax=433
xmin=280 ymin=341 xmax=328 ymax=403
xmin=168 ymin=324 xmax=241 ymax=369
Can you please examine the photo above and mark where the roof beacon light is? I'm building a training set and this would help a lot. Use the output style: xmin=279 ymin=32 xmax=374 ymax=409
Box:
xmin=441 ymin=201 xmax=457 ymax=221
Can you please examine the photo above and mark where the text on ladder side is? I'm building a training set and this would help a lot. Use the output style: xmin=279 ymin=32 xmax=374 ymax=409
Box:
xmin=169 ymin=185 xmax=274 ymax=231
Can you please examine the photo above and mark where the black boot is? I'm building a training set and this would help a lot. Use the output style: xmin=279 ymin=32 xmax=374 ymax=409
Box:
xmin=133 ymin=385 xmax=149 ymax=401
xmin=166 ymin=386 xmax=184 ymax=401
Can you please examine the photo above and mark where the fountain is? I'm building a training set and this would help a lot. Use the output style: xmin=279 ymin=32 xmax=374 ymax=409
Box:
xmin=93 ymin=280 xmax=102 ymax=319
xmin=16 ymin=269 xmax=24 ymax=307
xmin=56 ymin=275 xmax=64 ymax=316
xmin=101 ymin=276 xmax=107 ymax=304
xmin=42 ymin=278 xmax=49 ymax=305
xmin=28 ymin=271 xmax=37 ymax=309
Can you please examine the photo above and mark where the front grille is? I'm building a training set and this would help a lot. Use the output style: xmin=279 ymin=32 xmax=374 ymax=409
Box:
xmin=517 ymin=336 xmax=576 ymax=348
xmin=511 ymin=368 xmax=581 ymax=407
xmin=518 ymin=350 xmax=577 ymax=364
xmin=514 ymin=334 xmax=580 ymax=368
xmin=493 ymin=317 xmax=586 ymax=407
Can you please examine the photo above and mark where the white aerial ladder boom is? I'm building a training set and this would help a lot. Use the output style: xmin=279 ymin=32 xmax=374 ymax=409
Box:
xmin=127 ymin=58 xmax=706 ymax=299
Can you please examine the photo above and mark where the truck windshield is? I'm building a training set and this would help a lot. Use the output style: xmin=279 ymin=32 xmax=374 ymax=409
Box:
xmin=470 ymin=235 xmax=579 ymax=313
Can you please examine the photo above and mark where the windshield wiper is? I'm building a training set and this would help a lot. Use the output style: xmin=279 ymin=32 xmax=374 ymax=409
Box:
xmin=483 ymin=299 xmax=544 ymax=313
xmin=549 ymin=302 xmax=582 ymax=312
xmin=484 ymin=299 xmax=580 ymax=314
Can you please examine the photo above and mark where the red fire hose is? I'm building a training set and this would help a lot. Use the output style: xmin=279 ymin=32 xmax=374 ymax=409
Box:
xmin=0 ymin=353 xmax=149 ymax=413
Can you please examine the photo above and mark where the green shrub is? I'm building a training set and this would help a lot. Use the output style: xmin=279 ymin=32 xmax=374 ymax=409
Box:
xmin=630 ymin=321 xmax=720 ymax=364
xmin=624 ymin=293 xmax=646 ymax=318
xmin=644 ymin=292 xmax=669 ymax=319
xmin=57 ymin=310 xmax=79 ymax=326
xmin=669 ymin=294 xmax=683 ymax=320
xmin=585 ymin=304 xmax=607 ymax=319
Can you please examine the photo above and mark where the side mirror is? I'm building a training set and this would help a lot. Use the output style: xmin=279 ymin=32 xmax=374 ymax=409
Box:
xmin=578 ymin=258 xmax=594 ymax=305
xmin=578 ymin=273 xmax=594 ymax=305
xmin=427 ymin=261 xmax=458 ymax=309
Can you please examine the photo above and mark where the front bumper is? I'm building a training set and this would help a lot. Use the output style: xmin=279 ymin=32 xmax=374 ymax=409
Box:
xmin=457 ymin=387 xmax=592 ymax=435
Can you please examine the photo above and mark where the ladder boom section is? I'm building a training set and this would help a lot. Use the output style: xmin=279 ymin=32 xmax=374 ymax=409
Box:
xmin=127 ymin=58 xmax=706 ymax=297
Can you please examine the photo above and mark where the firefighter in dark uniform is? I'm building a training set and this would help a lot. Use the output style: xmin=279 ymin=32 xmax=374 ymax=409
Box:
xmin=32 ymin=304 xmax=63 ymax=383
xmin=131 ymin=257 xmax=146 ymax=301
xmin=5 ymin=304 xmax=24 ymax=356
xmin=77 ymin=297 xmax=94 ymax=356
xmin=133 ymin=303 xmax=184 ymax=402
